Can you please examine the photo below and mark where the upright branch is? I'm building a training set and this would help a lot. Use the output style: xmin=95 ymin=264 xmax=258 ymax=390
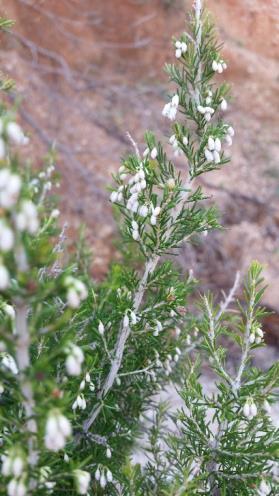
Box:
xmin=164 ymin=262 xmax=278 ymax=495
xmin=83 ymin=0 xmax=220 ymax=433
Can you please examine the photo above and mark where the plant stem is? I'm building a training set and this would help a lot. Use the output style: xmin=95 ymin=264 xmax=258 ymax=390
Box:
xmin=14 ymin=301 xmax=38 ymax=487
xmin=84 ymin=0 xmax=204 ymax=433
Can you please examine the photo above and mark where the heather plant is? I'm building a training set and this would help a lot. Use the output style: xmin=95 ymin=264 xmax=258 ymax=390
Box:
xmin=0 ymin=2 xmax=278 ymax=496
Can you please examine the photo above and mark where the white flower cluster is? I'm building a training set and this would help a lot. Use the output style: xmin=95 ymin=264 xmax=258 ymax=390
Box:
xmin=150 ymin=205 xmax=161 ymax=226
xmin=111 ymin=155 xmax=164 ymax=242
xmin=38 ymin=164 xmax=55 ymax=194
xmin=64 ymin=276 xmax=88 ymax=309
xmin=204 ymin=136 xmax=222 ymax=164
xmin=65 ymin=343 xmax=84 ymax=376
xmin=3 ymin=303 xmax=15 ymax=319
xmin=73 ymin=469 xmax=91 ymax=495
xmin=175 ymin=39 xmax=187 ymax=58
xmin=170 ymin=134 xmax=188 ymax=157
xmin=224 ymin=125 xmax=235 ymax=146
xmin=243 ymin=398 xmax=258 ymax=419
xmin=1 ymin=448 xmax=27 ymax=496
xmin=154 ymin=350 xmax=176 ymax=377
xmin=162 ymin=94 xmax=179 ymax=121
xmin=95 ymin=466 xmax=113 ymax=488
xmin=0 ymin=169 xmax=21 ymax=209
xmin=258 ymin=480 xmax=271 ymax=496
xmin=123 ymin=310 xmax=137 ymax=328
xmin=79 ymin=372 xmax=95 ymax=392
xmin=212 ymin=59 xmax=227 ymax=73
xmin=249 ymin=326 xmax=264 ymax=344
xmin=44 ymin=410 xmax=72 ymax=451
xmin=7 ymin=478 xmax=27 ymax=496
xmin=173 ymin=346 xmax=182 ymax=362
xmin=163 ymin=355 xmax=175 ymax=376
xmin=1 ymin=353 xmax=18 ymax=374
xmin=220 ymin=98 xmax=228 ymax=111
xmin=15 ymin=200 xmax=39 ymax=235
xmin=131 ymin=220 xmax=140 ymax=240
xmin=110 ymin=185 xmax=123 ymax=204
xmin=153 ymin=320 xmax=163 ymax=337
xmin=1 ymin=450 xmax=25 ymax=478
xmin=197 ymin=104 xmax=215 ymax=122
xmin=126 ymin=167 xmax=146 ymax=213
xmin=0 ymin=119 xmax=29 ymax=160
xmin=72 ymin=392 xmax=87 ymax=411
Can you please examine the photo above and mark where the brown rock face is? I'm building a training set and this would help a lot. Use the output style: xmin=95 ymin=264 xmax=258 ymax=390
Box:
xmin=0 ymin=1 xmax=278 ymax=330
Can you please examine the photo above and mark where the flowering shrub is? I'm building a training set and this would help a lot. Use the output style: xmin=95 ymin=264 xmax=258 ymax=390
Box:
xmin=0 ymin=2 xmax=278 ymax=495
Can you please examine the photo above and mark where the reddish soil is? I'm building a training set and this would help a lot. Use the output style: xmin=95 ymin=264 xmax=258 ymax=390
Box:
xmin=0 ymin=0 xmax=278 ymax=331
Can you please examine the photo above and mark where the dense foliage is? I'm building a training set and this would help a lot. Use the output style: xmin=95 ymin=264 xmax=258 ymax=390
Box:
xmin=0 ymin=2 xmax=278 ymax=495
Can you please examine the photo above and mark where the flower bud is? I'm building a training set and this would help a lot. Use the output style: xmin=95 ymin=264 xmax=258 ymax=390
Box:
xmin=7 ymin=122 xmax=29 ymax=146
xmin=175 ymin=48 xmax=182 ymax=58
xmin=106 ymin=469 xmax=113 ymax=483
xmin=208 ymin=137 xmax=215 ymax=151
xmin=243 ymin=401 xmax=251 ymax=418
xmin=4 ymin=304 xmax=15 ymax=319
xmin=139 ymin=205 xmax=148 ymax=217
xmin=249 ymin=333 xmax=255 ymax=344
xmin=259 ymin=480 xmax=271 ymax=495
xmin=98 ymin=321 xmax=105 ymax=335
xmin=153 ymin=206 xmax=161 ymax=217
xmin=132 ymin=230 xmax=139 ymax=241
xmin=213 ymin=150 xmax=221 ymax=164
xmin=100 ymin=473 xmax=107 ymax=488
xmin=45 ymin=410 xmax=72 ymax=451
xmin=212 ymin=60 xmax=218 ymax=71
xmin=150 ymin=215 xmax=157 ymax=225
xmin=204 ymin=149 xmax=213 ymax=162
xmin=123 ymin=314 xmax=130 ymax=328
xmin=8 ymin=478 xmax=27 ymax=496
xmin=130 ymin=311 xmax=137 ymax=325
xmin=74 ymin=469 xmax=91 ymax=495
xmin=65 ymin=344 xmax=84 ymax=376
xmin=110 ymin=191 xmax=118 ymax=203
xmin=214 ymin=138 xmax=221 ymax=152
xmin=221 ymin=98 xmax=228 ymax=111
xmin=0 ymin=265 xmax=10 ymax=290
xmin=150 ymin=147 xmax=158 ymax=160
xmin=0 ymin=223 xmax=14 ymax=252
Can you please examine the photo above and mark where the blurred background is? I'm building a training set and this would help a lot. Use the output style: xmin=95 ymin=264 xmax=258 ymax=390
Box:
xmin=0 ymin=0 xmax=278 ymax=340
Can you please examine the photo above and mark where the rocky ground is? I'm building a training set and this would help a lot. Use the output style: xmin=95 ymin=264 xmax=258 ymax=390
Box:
xmin=0 ymin=0 xmax=278 ymax=338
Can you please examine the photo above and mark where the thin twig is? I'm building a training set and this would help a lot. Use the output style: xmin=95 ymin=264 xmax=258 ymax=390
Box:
xmin=215 ymin=271 xmax=240 ymax=321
